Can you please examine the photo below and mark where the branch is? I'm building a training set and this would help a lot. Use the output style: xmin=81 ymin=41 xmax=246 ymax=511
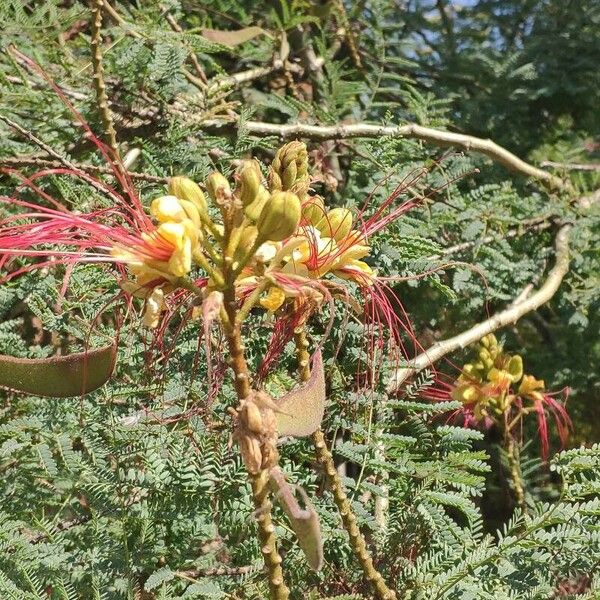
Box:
xmin=386 ymin=224 xmax=572 ymax=392
xmin=541 ymin=160 xmax=600 ymax=172
xmin=0 ymin=156 xmax=169 ymax=183
xmin=202 ymin=120 xmax=572 ymax=192
xmin=430 ymin=217 xmax=554 ymax=260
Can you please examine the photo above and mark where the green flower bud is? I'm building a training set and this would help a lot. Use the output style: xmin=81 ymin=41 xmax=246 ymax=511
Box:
xmin=237 ymin=160 xmax=263 ymax=207
xmin=206 ymin=171 xmax=231 ymax=202
xmin=256 ymin=191 xmax=301 ymax=242
xmin=268 ymin=141 xmax=309 ymax=197
xmin=234 ymin=225 xmax=259 ymax=262
xmin=316 ymin=207 xmax=353 ymax=242
xmin=507 ymin=355 xmax=523 ymax=382
xmin=244 ymin=187 xmax=270 ymax=222
xmin=168 ymin=176 xmax=207 ymax=214
xmin=301 ymin=195 xmax=325 ymax=225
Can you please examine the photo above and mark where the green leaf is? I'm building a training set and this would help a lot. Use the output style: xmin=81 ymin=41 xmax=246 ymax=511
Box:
xmin=0 ymin=344 xmax=116 ymax=397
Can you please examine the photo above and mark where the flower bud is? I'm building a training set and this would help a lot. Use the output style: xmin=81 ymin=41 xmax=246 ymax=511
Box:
xmin=256 ymin=191 xmax=301 ymax=242
xmin=237 ymin=160 xmax=263 ymax=207
xmin=507 ymin=355 xmax=523 ymax=382
xmin=168 ymin=176 xmax=207 ymax=214
xmin=268 ymin=141 xmax=309 ymax=196
xmin=244 ymin=187 xmax=270 ymax=222
xmin=316 ymin=207 xmax=353 ymax=242
xmin=301 ymin=196 xmax=325 ymax=225
xmin=206 ymin=171 xmax=231 ymax=203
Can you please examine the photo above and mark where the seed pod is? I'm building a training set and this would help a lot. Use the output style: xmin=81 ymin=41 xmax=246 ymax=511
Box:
xmin=244 ymin=187 xmax=270 ymax=222
xmin=168 ymin=176 xmax=208 ymax=214
xmin=256 ymin=191 xmax=301 ymax=242
xmin=301 ymin=196 xmax=325 ymax=225
xmin=206 ymin=171 xmax=231 ymax=203
xmin=316 ymin=207 xmax=353 ymax=242
xmin=238 ymin=160 xmax=263 ymax=207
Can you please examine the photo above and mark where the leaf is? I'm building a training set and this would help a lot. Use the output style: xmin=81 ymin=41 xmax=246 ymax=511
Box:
xmin=0 ymin=344 xmax=116 ymax=398
xmin=200 ymin=27 xmax=269 ymax=48
xmin=269 ymin=467 xmax=323 ymax=571
xmin=275 ymin=349 xmax=325 ymax=437
xmin=144 ymin=567 xmax=174 ymax=592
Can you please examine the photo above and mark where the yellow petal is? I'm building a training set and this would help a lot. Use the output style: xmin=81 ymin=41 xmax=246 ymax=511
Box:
xmin=168 ymin=237 xmax=192 ymax=276
xmin=157 ymin=221 xmax=186 ymax=249
xmin=143 ymin=287 xmax=165 ymax=328
xmin=151 ymin=195 xmax=187 ymax=223
xmin=260 ymin=286 xmax=287 ymax=312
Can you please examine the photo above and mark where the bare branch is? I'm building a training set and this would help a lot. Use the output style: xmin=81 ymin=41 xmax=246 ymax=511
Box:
xmin=0 ymin=156 xmax=170 ymax=183
xmin=430 ymin=217 xmax=553 ymax=260
xmin=386 ymin=224 xmax=572 ymax=392
xmin=202 ymin=120 xmax=572 ymax=192
xmin=541 ymin=160 xmax=600 ymax=172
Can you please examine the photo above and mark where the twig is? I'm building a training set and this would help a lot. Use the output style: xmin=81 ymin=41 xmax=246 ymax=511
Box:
xmin=161 ymin=4 xmax=208 ymax=86
xmin=429 ymin=218 xmax=554 ymax=260
xmin=0 ymin=115 xmax=124 ymax=200
xmin=90 ymin=0 xmax=121 ymax=160
xmin=293 ymin=329 xmax=397 ymax=600
xmin=176 ymin=565 xmax=254 ymax=578
xmin=386 ymin=224 xmax=572 ymax=392
xmin=0 ymin=156 xmax=169 ymax=183
xmin=5 ymin=74 xmax=87 ymax=101
xmin=201 ymin=120 xmax=572 ymax=192
xmin=541 ymin=160 xmax=600 ymax=172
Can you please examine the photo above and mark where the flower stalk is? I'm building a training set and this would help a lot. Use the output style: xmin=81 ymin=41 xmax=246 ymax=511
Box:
xmin=294 ymin=329 xmax=397 ymax=600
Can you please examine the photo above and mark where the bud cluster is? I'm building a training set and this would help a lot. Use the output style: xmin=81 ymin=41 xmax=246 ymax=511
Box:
xmin=115 ymin=141 xmax=378 ymax=327
xmin=451 ymin=334 xmax=553 ymax=425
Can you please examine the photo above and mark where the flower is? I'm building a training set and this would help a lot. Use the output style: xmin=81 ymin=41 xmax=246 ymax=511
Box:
xmin=425 ymin=334 xmax=571 ymax=459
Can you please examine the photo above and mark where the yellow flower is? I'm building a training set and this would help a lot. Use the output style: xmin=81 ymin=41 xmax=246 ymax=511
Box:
xmin=150 ymin=195 xmax=188 ymax=223
xmin=518 ymin=374 xmax=546 ymax=402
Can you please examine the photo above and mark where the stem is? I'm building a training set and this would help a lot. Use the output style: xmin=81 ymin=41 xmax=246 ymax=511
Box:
xmin=223 ymin=287 xmax=289 ymax=600
xmin=506 ymin=435 xmax=527 ymax=513
xmin=293 ymin=329 xmax=397 ymax=600
xmin=90 ymin=0 xmax=121 ymax=163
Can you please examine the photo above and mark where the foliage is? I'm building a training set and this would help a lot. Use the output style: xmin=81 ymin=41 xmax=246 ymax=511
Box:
xmin=0 ymin=0 xmax=598 ymax=598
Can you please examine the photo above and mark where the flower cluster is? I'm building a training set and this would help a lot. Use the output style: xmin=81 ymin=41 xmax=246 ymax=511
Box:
xmin=448 ymin=334 xmax=570 ymax=458
xmin=1 ymin=139 xmax=418 ymax=354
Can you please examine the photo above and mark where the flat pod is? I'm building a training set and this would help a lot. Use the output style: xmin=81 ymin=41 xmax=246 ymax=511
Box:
xmin=0 ymin=343 xmax=117 ymax=397
xmin=275 ymin=349 xmax=326 ymax=437
xmin=269 ymin=467 xmax=323 ymax=571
